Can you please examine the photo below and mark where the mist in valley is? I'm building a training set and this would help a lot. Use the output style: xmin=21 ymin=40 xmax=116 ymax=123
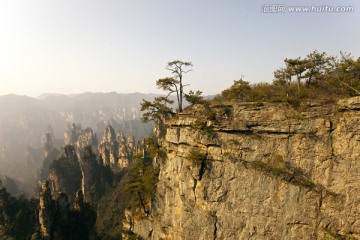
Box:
xmin=0 ymin=92 xmax=157 ymax=196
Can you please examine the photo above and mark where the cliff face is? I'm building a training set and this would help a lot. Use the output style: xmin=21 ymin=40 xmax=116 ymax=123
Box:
xmin=48 ymin=145 xmax=82 ymax=202
xmin=38 ymin=130 xmax=60 ymax=182
xmin=98 ymin=126 xmax=133 ymax=171
xmin=126 ymin=97 xmax=360 ymax=240
xmin=80 ymin=146 xmax=112 ymax=203
xmin=47 ymin=125 xmax=136 ymax=206
xmin=37 ymin=180 xmax=97 ymax=240
xmin=39 ymin=181 xmax=54 ymax=240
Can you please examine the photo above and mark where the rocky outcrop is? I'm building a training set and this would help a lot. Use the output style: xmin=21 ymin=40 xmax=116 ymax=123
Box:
xmin=44 ymin=127 xmax=55 ymax=158
xmin=38 ymin=129 xmax=60 ymax=181
xmin=64 ymin=123 xmax=83 ymax=145
xmin=76 ymin=127 xmax=98 ymax=150
xmin=125 ymin=97 xmax=360 ymax=239
xmin=39 ymin=181 xmax=54 ymax=240
xmin=80 ymin=147 xmax=101 ymax=203
xmin=48 ymin=145 xmax=82 ymax=202
xmin=98 ymin=126 xmax=119 ymax=169
xmin=64 ymin=124 xmax=98 ymax=149
xmin=47 ymin=123 xmax=142 ymax=208
xmin=98 ymin=125 xmax=134 ymax=171
xmin=38 ymin=181 xmax=97 ymax=240
xmin=127 ymin=135 xmax=136 ymax=159
xmin=74 ymin=190 xmax=84 ymax=211
xmin=117 ymin=131 xmax=130 ymax=169
xmin=79 ymin=146 xmax=112 ymax=203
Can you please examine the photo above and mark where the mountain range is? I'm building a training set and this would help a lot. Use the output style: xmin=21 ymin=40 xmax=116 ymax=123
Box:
xmin=0 ymin=92 xmax=162 ymax=194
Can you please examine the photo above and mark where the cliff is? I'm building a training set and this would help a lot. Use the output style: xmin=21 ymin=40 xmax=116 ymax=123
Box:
xmin=48 ymin=145 xmax=82 ymax=202
xmin=37 ymin=180 xmax=96 ymax=240
xmin=46 ymin=124 xmax=139 ymax=208
xmin=98 ymin=125 xmax=133 ymax=172
xmin=80 ymin=146 xmax=112 ymax=203
xmin=124 ymin=97 xmax=360 ymax=239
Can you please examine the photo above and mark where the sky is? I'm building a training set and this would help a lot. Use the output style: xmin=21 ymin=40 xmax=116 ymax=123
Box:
xmin=0 ymin=0 xmax=359 ymax=97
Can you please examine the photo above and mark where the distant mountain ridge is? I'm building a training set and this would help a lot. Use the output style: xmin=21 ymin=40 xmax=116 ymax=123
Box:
xmin=37 ymin=93 xmax=68 ymax=99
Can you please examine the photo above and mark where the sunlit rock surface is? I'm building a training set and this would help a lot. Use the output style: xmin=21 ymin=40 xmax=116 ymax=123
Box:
xmin=125 ymin=97 xmax=360 ymax=240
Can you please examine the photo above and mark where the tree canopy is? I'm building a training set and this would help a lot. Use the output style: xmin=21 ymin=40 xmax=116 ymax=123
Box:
xmin=219 ymin=51 xmax=360 ymax=103
xmin=140 ymin=97 xmax=174 ymax=123
xmin=141 ymin=60 xmax=203 ymax=123
xmin=157 ymin=60 xmax=193 ymax=112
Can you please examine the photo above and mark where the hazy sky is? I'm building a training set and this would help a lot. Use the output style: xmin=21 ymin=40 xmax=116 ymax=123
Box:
xmin=0 ymin=0 xmax=359 ymax=97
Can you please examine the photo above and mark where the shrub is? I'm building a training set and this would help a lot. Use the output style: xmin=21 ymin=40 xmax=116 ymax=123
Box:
xmin=122 ymin=158 xmax=159 ymax=214
xmin=187 ymin=148 xmax=207 ymax=162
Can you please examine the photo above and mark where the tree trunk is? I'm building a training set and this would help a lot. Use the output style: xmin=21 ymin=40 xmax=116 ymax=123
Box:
xmin=179 ymin=74 xmax=183 ymax=112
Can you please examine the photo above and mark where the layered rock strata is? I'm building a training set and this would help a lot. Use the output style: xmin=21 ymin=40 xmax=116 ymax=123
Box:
xmin=126 ymin=97 xmax=360 ymax=240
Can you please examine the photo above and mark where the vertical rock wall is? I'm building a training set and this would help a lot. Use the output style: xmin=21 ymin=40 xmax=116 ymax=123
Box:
xmin=127 ymin=97 xmax=360 ymax=240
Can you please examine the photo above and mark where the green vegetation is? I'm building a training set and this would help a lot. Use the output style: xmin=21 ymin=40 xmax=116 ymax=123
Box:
xmin=124 ymin=231 xmax=142 ymax=240
xmin=145 ymin=137 xmax=166 ymax=160
xmin=221 ymin=78 xmax=252 ymax=101
xmin=51 ymin=201 xmax=97 ymax=240
xmin=188 ymin=104 xmax=220 ymax=140
xmin=250 ymin=153 xmax=318 ymax=190
xmin=192 ymin=119 xmax=209 ymax=130
xmin=140 ymin=97 xmax=174 ymax=123
xmin=187 ymin=148 xmax=207 ymax=180
xmin=252 ymin=153 xmax=288 ymax=174
xmin=122 ymin=157 xmax=159 ymax=215
xmin=222 ymin=151 xmax=244 ymax=164
xmin=187 ymin=148 xmax=207 ymax=162
xmin=0 ymin=188 xmax=38 ymax=240
xmin=96 ymin=144 xmax=160 ymax=238
xmin=5 ymin=51 xmax=359 ymax=239
xmin=141 ymin=60 xmax=204 ymax=123
xmin=185 ymin=90 xmax=204 ymax=105
xmin=49 ymin=145 xmax=83 ymax=202
xmin=157 ymin=60 xmax=193 ymax=112
xmin=217 ymin=51 xmax=360 ymax=103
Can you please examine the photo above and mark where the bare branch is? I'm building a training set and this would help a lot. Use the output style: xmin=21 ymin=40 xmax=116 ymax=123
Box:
xmin=338 ymin=77 xmax=360 ymax=95
xmin=165 ymin=91 xmax=174 ymax=99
